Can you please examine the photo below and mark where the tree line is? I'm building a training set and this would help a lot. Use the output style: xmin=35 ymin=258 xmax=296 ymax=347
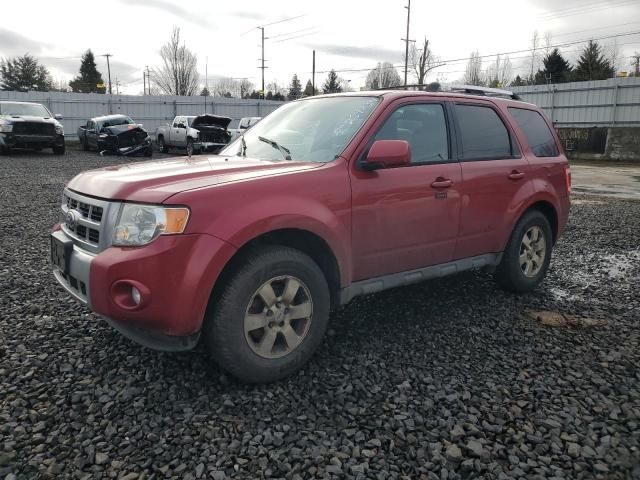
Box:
xmin=2 ymin=27 xmax=636 ymax=96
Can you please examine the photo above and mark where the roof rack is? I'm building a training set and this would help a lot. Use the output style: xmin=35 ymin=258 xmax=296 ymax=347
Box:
xmin=374 ymin=83 xmax=521 ymax=100
xmin=448 ymin=84 xmax=521 ymax=100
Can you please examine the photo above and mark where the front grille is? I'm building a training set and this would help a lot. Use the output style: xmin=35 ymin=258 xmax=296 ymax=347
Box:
xmin=61 ymin=190 xmax=114 ymax=253
xmin=117 ymin=131 xmax=147 ymax=148
xmin=66 ymin=197 xmax=104 ymax=223
xmin=13 ymin=122 xmax=55 ymax=136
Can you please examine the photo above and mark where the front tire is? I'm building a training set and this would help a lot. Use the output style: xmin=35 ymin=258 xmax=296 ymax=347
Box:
xmin=204 ymin=246 xmax=331 ymax=384
xmin=186 ymin=138 xmax=194 ymax=156
xmin=52 ymin=145 xmax=65 ymax=155
xmin=495 ymin=210 xmax=553 ymax=293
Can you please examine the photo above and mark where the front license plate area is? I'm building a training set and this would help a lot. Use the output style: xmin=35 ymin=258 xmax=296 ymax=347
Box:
xmin=51 ymin=235 xmax=73 ymax=275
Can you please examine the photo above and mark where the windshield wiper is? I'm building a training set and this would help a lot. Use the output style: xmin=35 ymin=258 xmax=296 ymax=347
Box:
xmin=258 ymin=136 xmax=292 ymax=160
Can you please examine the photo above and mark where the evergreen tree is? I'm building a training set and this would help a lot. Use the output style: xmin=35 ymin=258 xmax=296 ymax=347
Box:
xmin=248 ymin=90 xmax=261 ymax=99
xmin=534 ymin=48 xmax=573 ymax=84
xmin=69 ymin=50 xmax=106 ymax=93
xmin=572 ymin=41 xmax=614 ymax=81
xmin=322 ymin=69 xmax=342 ymax=94
xmin=200 ymin=87 xmax=210 ymax=96
xmin=288 ymin=74 xmax=302 ymax=100
xmin=511 ymin=75 xmax=526 ymax=87
xmin=266 ymin=91 xmax=274 ymax=100
xmin=272 ymin=92 xmax=286 ymax=101
xmin=0 ymin=54 xmax=52 ymax=91
xmin=303 ymin=79 xmax=316 ymax=96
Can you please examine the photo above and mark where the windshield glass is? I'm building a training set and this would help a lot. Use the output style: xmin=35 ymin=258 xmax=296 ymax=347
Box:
xmin=102 ymin=116 xmax=134 ymax=128
xmin=0 ymin=103 xmax=51 ymax=117
xmin=220 ymin=96 xmax=379 ymax=162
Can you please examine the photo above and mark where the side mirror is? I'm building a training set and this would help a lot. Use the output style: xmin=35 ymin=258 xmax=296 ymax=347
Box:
xmin=54 ymin=114 xmax=63 ymax=120
xmin=362 ymin=140 xmax=411 ymax=170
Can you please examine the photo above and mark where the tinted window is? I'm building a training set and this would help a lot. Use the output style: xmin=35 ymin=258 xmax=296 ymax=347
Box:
xmin=456 ymin=104 xmax=512 ymax=160
xmin=374 ymin=104 xmax=449 ymax=163
xmin=509 ymin=107 xmax=558 ymax=157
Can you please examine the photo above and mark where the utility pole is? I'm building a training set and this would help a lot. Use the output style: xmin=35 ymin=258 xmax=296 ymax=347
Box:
xmin=312 ymin=50 xmax=316 ymax=95
xmin=143 ymin=70 xmax=146 ymax=95
xmin=204 ymin=57 xmax=208 ymax=113
xmin=115 ymin=78 xmax=120 ymax=95
xmin=146 ymin=66 xmax=151 ymax=95
xmin=258 ymin=27 xmax=266 ymax=99
xmin=101 ymin=54 xmax=113 ymax=95
xmin=402 ymin=0 xmax=413 ymax=86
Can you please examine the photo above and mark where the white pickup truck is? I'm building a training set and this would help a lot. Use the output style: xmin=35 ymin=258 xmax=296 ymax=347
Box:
xmin=155 ymin=114 xmax=232 ymax=155
xmin=229 ymin=116 xmax=262 ymax=141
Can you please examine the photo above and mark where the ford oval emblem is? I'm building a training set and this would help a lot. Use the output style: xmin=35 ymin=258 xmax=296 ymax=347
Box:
xmin=65 ymin=210 xmax=79 ymax=230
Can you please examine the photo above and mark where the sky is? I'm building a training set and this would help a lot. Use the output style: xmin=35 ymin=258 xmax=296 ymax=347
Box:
xmin=1 ymin=0 xmax=639 ymax=94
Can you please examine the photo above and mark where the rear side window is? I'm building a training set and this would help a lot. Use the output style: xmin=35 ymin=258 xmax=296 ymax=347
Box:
xmin=455 ymin=104 xmax=513 ymax=160
xmin=508 ymin=107 xmax=559 ymax=157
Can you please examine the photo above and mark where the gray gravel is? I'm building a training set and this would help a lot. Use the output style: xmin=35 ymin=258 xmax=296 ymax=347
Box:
xmin=1 ymin=149 xmax=639 ymax=480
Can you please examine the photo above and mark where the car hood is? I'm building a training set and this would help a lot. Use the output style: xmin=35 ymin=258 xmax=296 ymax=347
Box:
xmin=191 ymin=114 xmax=232 ymax=129
xmin=66 ymin=155 xmax=322 ymax=203
xmin=0 ymin=115 xmax=58 ymax=124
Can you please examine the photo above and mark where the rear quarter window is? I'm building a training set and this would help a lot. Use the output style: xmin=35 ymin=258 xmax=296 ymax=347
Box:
xmin=508 ymin=107 xmax=559 ymax=157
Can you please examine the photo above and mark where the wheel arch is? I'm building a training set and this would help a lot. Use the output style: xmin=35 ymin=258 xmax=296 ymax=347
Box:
xmin=523 ymin=200 xmax=559 ymax=244
xmin=208 ymin=228 xmax=342 ymax=312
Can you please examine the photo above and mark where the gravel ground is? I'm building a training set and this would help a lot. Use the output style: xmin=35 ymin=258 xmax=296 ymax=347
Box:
xmin=1 ymin=149 xmax=639 ymax=480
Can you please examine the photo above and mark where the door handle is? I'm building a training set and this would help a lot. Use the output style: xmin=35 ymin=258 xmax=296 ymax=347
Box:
xmin=508 ymin=170 xmax=525 ymax=180
xmin=431 ymin=178 xmax=453 ymax=189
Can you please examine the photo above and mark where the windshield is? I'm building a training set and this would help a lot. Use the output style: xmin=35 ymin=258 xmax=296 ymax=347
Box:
xmin=0 ymin=103 xmax=51 ymax=117
xmin=220 ymin=96 xmax=379 ymax=162
xmin=102 ymin=116 xmax=134 ymax=128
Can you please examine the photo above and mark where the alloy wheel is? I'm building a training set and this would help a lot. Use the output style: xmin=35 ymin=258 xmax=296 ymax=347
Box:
xmin=519 ymin=226 xmax=547 ymax=277
xmin=244 ymin=275 xmax=313 ymax=359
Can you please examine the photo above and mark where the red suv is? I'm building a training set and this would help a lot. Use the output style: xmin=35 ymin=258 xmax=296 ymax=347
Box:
xmin=51 ymin=87 xmax=570 ymax=383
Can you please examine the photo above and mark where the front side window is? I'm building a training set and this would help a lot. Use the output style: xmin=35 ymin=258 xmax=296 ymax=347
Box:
xmin=508 ymin=107 xmax=559 ymax=157
xmin=220 ymin=96 xmax=380 ymax=162
xmin=456 ymin=104 xmax=513 ymax=160
xmin=374 ymin=103 xmax=449 ymax=164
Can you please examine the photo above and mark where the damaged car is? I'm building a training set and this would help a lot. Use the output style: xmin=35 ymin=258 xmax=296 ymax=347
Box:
xmin=156 ymin=114 xmax=232 ymax=155
xmin=78 ymin=114 xmax=152 ymax=157
xmin=0 ymin=101 xmax=65 ymax=155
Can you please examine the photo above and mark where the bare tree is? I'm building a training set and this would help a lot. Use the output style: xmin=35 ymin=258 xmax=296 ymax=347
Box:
xmin=543 ymin=31 xmax=553 ymax=57
xmin=151 ymin=27 xmax=199 ymax=96
xmin=605 ymin=39 xmax=621 ymax=73
xmin=365 ymin=62 xmax=401 ymax=89
xmin=213 ymin=77 xmax=239 ymax=97
xmin=463 ymin=51 xmax=483 ymax=86
xmin=266 ymin=80 xmax=287 ymax=97
xmin=528 ymin=30 xmax=540 ymax=83
xmin=408 ymin=37 xmax=443 ymax=85
xmin=239 ymin=78 xmax=253 ymax=98
xmin=485 ymin=55 xmax=513 ymax=87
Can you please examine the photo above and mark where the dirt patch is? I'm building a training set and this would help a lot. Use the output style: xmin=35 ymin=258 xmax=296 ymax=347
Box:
xmin=526 ymin=311 xmax=607 ymax=329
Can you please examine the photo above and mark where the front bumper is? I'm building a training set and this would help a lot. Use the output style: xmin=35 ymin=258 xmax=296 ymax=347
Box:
xmin=194 ymin=141 xmax=227 ymax=153
xmin=99 ymin=138 xmax=152 ymax=157
xmin=1 ymin=132 xmax=64 ymax=148
xmin=51 ymin=226 xmax=236 ymax=351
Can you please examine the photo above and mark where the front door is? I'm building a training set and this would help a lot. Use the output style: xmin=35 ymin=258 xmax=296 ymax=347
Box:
xmin=350 ymin=102 xmax=462 ymax=281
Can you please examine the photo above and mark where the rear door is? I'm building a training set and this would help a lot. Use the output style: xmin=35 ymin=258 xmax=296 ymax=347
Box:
xmin=452 ymin=101 xmax=531 ymax=259
xmin=350 ymin=100 xmax=462 ymax=281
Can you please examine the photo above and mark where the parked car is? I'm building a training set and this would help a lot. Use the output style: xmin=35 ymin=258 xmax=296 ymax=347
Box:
xmin=229 ymin=116 xmax=262 ymax=141
xmin=77 ymin=114 xmax=152 ymax=157
xmin=0 ymin=101 xmax=65 ymax=155
xmin=50 ymin=87 xmax=570 ymax=383
xmin=156 ymin=114 xmax=232 ymax=155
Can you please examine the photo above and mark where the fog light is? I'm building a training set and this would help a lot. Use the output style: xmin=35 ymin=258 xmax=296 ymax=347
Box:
xmin=131 ymin=286 xmax=141 ymax=305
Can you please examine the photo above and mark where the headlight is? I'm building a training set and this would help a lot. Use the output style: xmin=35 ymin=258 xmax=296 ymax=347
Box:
xmin=113 ymin=204 xmax=190 ymax=246
xmin=55 ymin=124 xmax=64 ymax=135
xmin=0 ymin=120 xmax=13 ymax=133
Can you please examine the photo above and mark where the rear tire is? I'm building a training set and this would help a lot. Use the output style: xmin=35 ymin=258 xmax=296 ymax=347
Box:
xmin=52 ymin=145 xmax=65 ymax=155
xmin=186 ymin=138 xmax=194 ymax=156
xmin=0 ymin=146 xmax=8 ymax=156
xmin=204 ymin=246 xmax=331 ymax=384
xmin=144 ymin=145 xmax=153 ymax=157
xmin=157 ymin=136 xmax=169 ymax=153
xmin=494 ymin=210 xmax=553 ymax=293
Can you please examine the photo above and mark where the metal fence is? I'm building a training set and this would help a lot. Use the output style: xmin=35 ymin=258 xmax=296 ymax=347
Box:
xmin=0 ymin=90 xmax=285 ymax=138
xmin=511 ymin=77 xmax=640 ymax=127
